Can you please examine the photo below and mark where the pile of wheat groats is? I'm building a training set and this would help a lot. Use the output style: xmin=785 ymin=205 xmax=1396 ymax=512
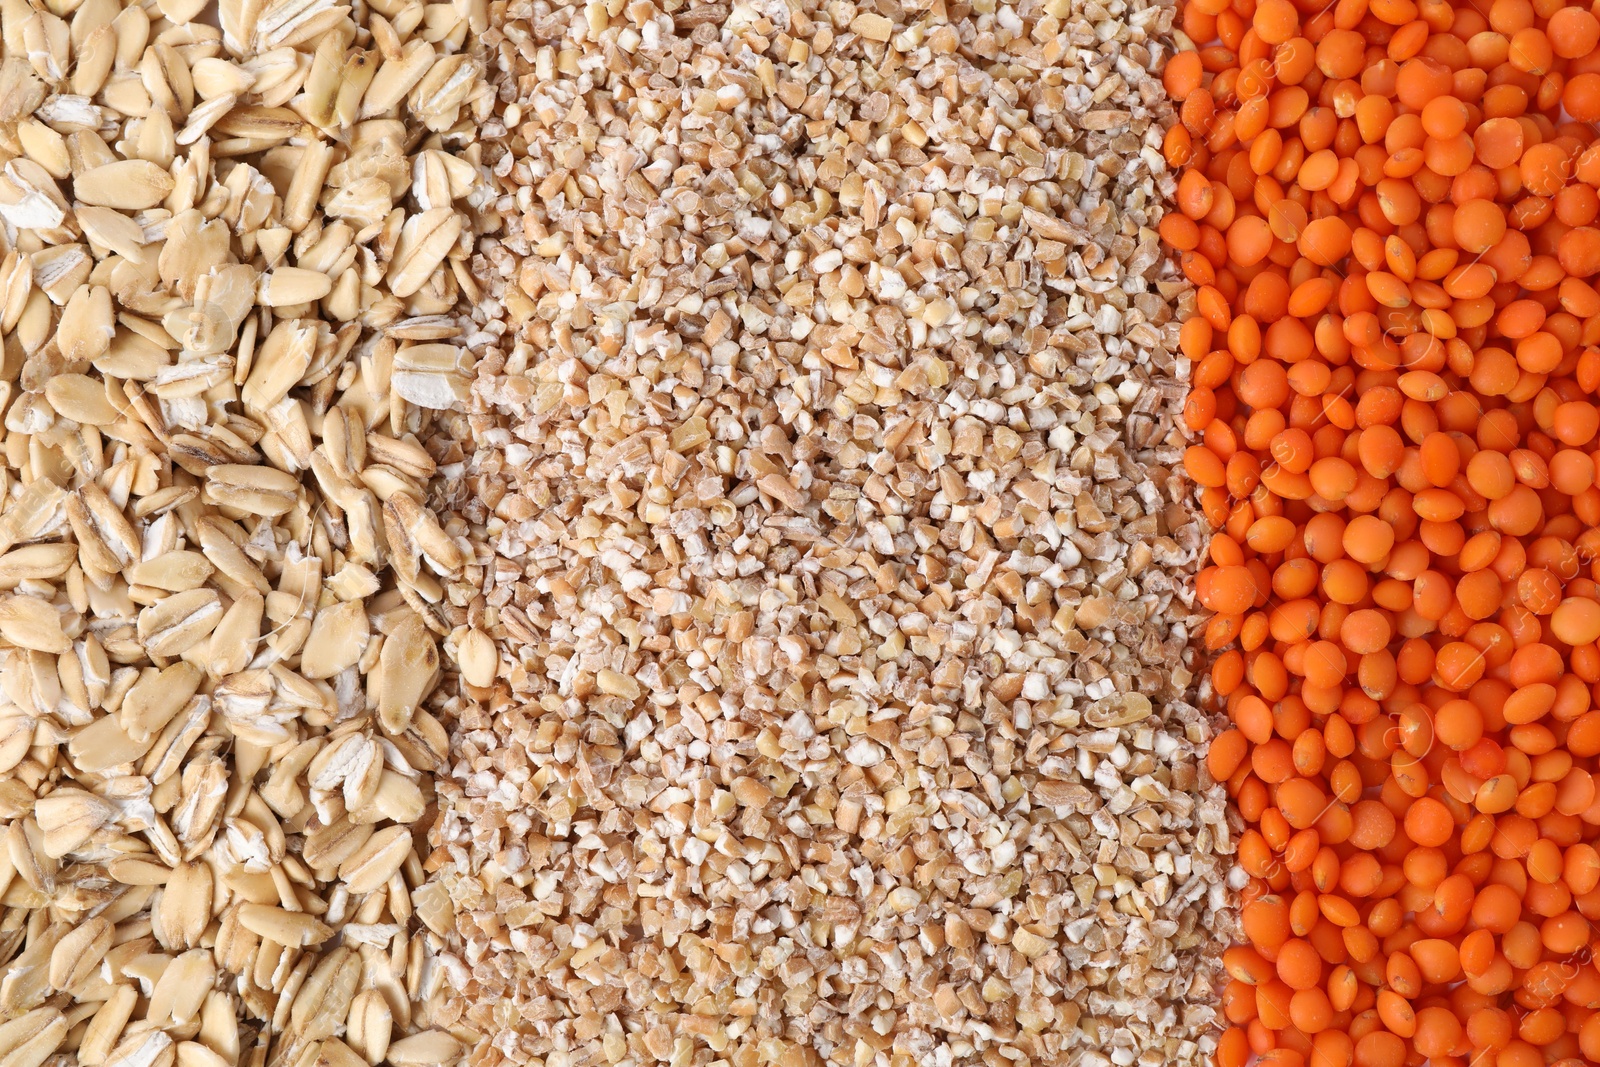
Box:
xmin=423 ymin=0 xmax=1235 ymax=1064
xmin=1164 ymin=0 xmax=1600 ymax=1064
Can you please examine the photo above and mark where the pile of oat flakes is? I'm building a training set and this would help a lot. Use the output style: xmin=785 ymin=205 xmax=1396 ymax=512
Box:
xmin=0 ymin=0 xmax=1230 ymax=1064
xmin=0 ymin=0 xmax=495 ymax=1062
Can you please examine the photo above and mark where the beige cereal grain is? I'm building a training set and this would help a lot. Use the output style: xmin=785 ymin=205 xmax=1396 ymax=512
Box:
xmin=426 ymin=0 xmax=1231 ymax=1064
xmin=0 ymin=0 xmax=494 ymax=1061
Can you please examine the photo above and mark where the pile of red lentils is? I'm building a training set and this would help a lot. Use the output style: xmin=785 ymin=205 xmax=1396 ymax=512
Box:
xmin=1164 ymin=0 xmax=1600 ymax=1064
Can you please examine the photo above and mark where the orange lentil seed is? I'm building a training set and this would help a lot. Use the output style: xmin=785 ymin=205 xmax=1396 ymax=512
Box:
xmin=1166 ymin=0 xmax=1600 ymax=1061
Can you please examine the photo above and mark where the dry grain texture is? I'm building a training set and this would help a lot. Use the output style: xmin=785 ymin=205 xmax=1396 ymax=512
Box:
xmin=426 ymin=0 xmax=1234 ymax=1064
xmin=0 ymin=0 xmax=495 ymax=1062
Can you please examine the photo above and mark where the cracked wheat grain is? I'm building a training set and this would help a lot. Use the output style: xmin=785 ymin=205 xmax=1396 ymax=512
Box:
xmin=423 ymin=0 xmax=1235 ymax=1065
